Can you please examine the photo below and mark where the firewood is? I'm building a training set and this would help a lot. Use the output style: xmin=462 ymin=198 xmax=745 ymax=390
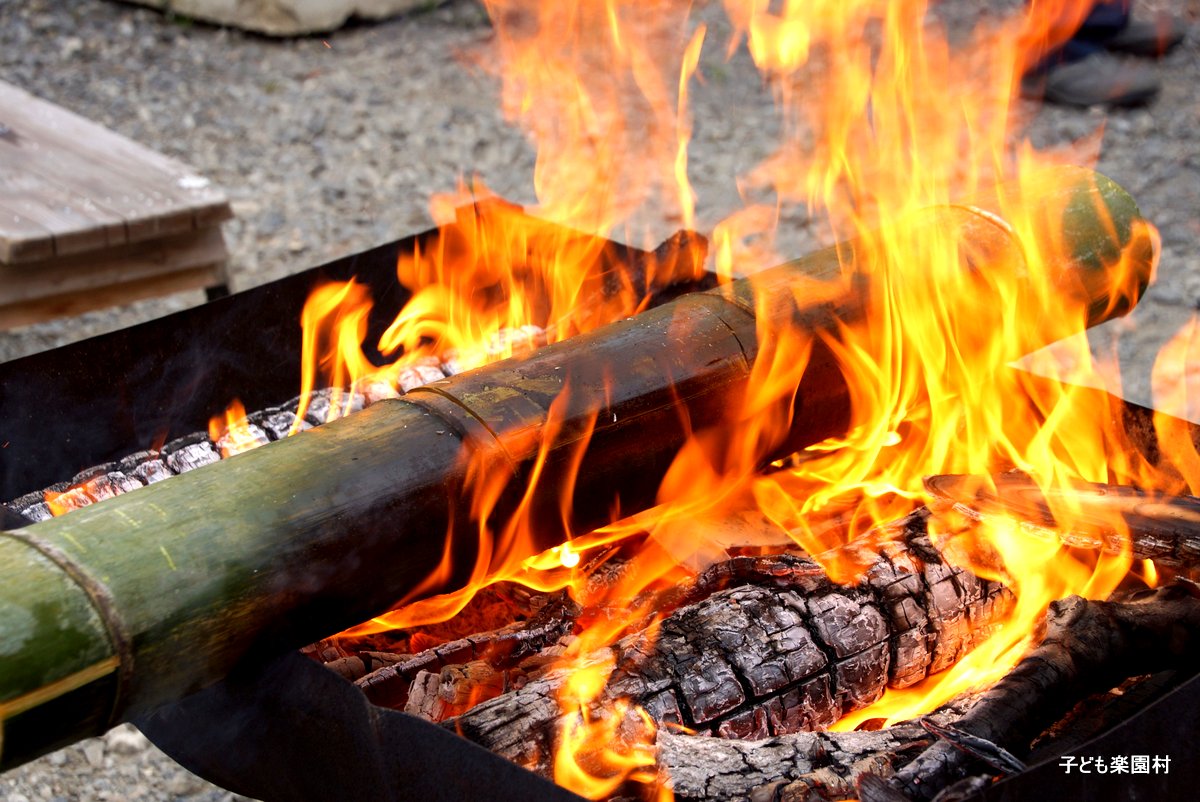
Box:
xmin=862 ymin=583 xmax=1200 ymax=802
xmin=404 ymin=670 xmax=445 ymax=721
xmin=357 ymin=591 xmax=580 ymax=709
xmin=656 ymin=716 xmax=959 ymax=802
xmin=443 ymin=520 xmax=1014 ymax=777
xmin=924 ymin=473 xmax=1200 ymax=569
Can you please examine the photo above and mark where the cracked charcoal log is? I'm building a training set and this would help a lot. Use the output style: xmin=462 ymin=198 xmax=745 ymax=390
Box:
xmin=119 ymin=451 xmax=174 ymax=485
xmin=657 ymin=717 xmax=955 ymax=802
xmin=162 ymin=432 xmax=221 ymax=473
xmin=875 ymin=585 xmax=1200 ymax=802
xmin=444 ymin=528 xmax=1015 ymax=777
xmin=249 ymin=407 xmax=311 ymax=441
xmin=925 ymin=473 xmax=1200 ymax=569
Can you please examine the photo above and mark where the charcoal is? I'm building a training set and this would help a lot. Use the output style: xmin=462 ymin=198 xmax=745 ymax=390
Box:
xmin=118 ymin=450 xmax=173 ymax=481
xmin=162 ymin=433 xmax=221 ymax=474
xmin=70 ymin=462 xmax=117 ymax=485
xmin=19 ymin=502 xmax=52 ymax=523
xmin=397 ymin=364 xmax=447 ymax=393
xmin=302 ymin=388 xmax=365 ymax=426
xmin=443 ymin=525 xmax=1017 ymax=772
xmin=250 ymin=408 xmax=310 ymax=441
xmin=45 ymin=485 xmax=92 ymax=514
xmin=358 ymin=379 xmax=400 ymax=406
xmin=715 ymin=706 xmax=771 ymax=740
xmin=214 ymin=422 xmax=270 ymax=457
xmin=86 ymin=471 xmax=143 ymax=500
xmin=485 ymin=325 xmax=547 ymax=360
xmin=10 ymin=489 xmax=50 ymax=517
xmin=122 ymin=454 xmax=175 ymax=485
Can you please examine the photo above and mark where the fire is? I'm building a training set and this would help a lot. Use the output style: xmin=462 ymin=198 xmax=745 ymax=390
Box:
xmin=209 ymin=0 xmax=1187 ymax=798
xmin=207 ymin=399 xmax=265 ymax=458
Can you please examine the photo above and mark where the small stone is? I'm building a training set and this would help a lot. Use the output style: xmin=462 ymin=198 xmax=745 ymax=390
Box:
xmin=46 ymin=750 xmax=67 ymax=767
xmin=82 ymin=740 xmax=105 ymax=768
xmin=164 ymin=770 xmax=200 ymax=796
xmin=104 ymin=724 xmax=150 ymax=755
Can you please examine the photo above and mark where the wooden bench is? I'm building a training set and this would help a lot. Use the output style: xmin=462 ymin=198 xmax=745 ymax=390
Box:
xmin=0 ymin=80 xmax=232 ymax=330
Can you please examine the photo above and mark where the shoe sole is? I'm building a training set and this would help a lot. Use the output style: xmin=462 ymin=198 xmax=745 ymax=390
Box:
xmin=1020 ymin=76 xmax=1160 ymax=108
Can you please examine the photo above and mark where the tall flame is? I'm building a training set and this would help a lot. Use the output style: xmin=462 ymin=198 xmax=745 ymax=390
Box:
xmin=216 ymin=1 xmax=1188 ymax=798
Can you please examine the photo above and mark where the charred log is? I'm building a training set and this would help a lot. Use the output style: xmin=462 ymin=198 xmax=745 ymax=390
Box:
xmin=925 ymin=473 xmax=1200 ymax=569
xmin=356 ymin=591 xmax=580 ymax=710
xmin=439 ymin=522 xmax=1014 ymax=776
xmin=865 ymin=584 xmax=1200 ymax=802
xmin=657 ymin=720 xmax=940 ymax=802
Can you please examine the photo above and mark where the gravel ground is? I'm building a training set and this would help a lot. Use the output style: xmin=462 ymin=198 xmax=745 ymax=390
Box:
xmin=0 ymin=0 xmax=1197 ymax=799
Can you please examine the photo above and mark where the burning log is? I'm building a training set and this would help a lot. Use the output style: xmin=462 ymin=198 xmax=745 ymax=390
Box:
xmin=430 ymin=470 xmax=1200 ymax=770
xmin=863 ymin=584 xmax=1200 ymax=802
xmin=924 ymin=472 xmax=1200 ymax=569
xmin=0 ymin=167 xmax=1153 ymax=769
xmin=432 ymin=519 xmax=1015 ymax=773
xmin=656 ymin=718 xmax=943 ymax=802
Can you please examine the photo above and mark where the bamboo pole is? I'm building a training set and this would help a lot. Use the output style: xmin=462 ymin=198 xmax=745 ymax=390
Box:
xmin=0 ymin=167 xmax=1154 ymax=768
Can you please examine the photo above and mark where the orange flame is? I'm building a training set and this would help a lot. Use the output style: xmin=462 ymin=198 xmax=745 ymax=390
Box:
xmin=208 ymin=399 xmax=266 ymax=458
xmin=239 ymin=0 xmax=1189 ymax=797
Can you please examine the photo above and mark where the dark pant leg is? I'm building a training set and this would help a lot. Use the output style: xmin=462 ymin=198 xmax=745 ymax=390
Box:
xmin=1036 ymin=0 xmax=1134 ymax=67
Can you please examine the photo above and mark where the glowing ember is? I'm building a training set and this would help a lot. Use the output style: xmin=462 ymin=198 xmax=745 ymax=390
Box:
xmin=207 ymin=399 xmax=268 ymax=458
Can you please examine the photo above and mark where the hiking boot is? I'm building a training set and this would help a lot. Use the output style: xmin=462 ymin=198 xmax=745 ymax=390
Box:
xmin=1102 ymin=14 xmax=1188 ymax=57
xmin=1021 ymin=52 xmax=1160 ymax=108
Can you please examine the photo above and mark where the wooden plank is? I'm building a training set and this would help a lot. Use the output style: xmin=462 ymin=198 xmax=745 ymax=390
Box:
xmin=0 ymin=81 xmax=229 ymax=212
xmin=0 ymin=264 xmax=225 ymax=331
xmin=0 ymin=164 xmax=127 ymax=261
xmin=0 ymin=227 xmax=228 ymax=306
xmin=0 ymin=82 xmax=226 ymax=207
xmin=0 ymin=80 xmax=231 ymax=263
xmin=0 ymin=203 xmax=55 ymax=263
xmin=9 ymin=138 xmax=196 ymax=248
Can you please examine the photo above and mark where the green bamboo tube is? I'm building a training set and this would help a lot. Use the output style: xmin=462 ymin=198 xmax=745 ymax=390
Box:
xmin=0 ymin=167 xmax=1154 ymax=769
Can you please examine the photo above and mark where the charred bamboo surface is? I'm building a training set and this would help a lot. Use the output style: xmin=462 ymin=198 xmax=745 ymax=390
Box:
xmin=0 ymin=168 xmax=1152 ymax=768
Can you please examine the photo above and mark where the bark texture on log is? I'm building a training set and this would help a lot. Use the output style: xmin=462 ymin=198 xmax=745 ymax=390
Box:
xmin=444 ymin=519 xmax=1014 ymax=776
xmin=657 ymin=724 xmax=933 ymax=802
xmin=875 ymin=585 xmax=1200 ymax=801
